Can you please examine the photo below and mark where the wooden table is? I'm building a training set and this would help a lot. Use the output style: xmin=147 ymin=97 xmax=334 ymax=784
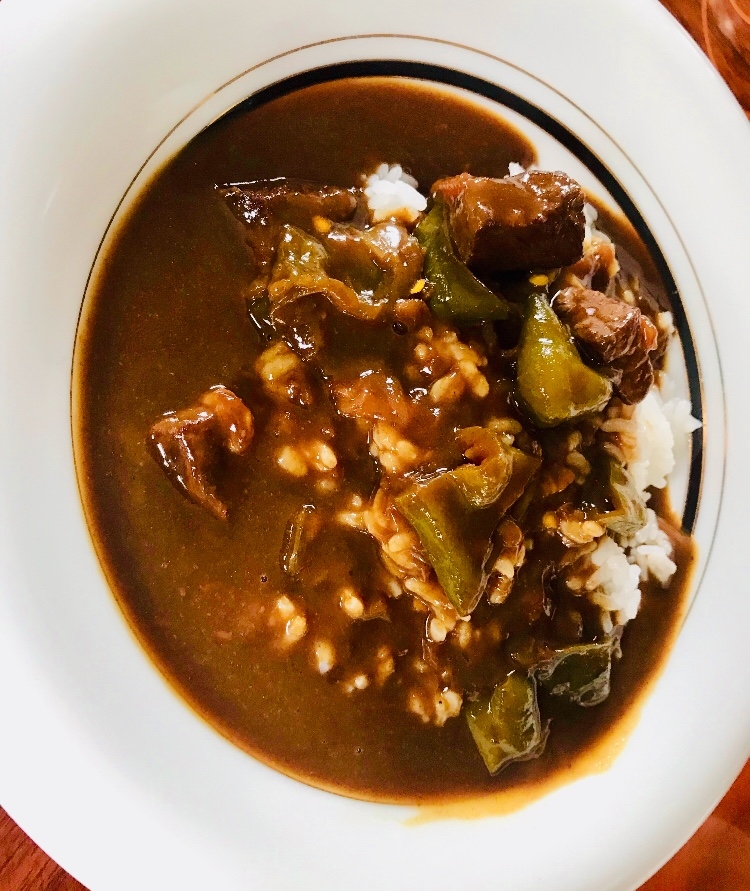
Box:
xmin=2 ymin=1 xmax=749 ymax=888
xmin=2 ymin=765 xmax=750 ymax=891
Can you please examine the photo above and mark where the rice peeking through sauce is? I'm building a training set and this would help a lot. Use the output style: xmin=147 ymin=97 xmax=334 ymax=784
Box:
xmin=76 ymin=78 xmax=697 ymax=803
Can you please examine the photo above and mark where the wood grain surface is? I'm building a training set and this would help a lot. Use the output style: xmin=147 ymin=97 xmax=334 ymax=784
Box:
xmin=1 ymin=1 xmax=748 ymax=888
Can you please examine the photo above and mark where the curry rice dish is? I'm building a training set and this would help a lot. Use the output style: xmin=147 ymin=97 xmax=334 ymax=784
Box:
xmin=75 ymin=77 xmax=697 ymax=803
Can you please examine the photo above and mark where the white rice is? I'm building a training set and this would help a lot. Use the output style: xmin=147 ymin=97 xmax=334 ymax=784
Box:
xmin=656 ymin=370 xmax=702 ymax=469
xmin=582 ymin=374 xmax=700 ymax=628
xmin=586 ymin=536 xmax=643 ymax=624
xmin=626 ymin=379 xmax=702 ymax=495
xmin=627 ymin=390 xmax=677 ymax=493
xmin=583 ymin=202 xmax=599 ymax=247
xmin=508 ymin=174 xmax=601 ymax=253
xmin=364 ymin=163 xmax=426 ymax=224
xmin=621 ymin=507 xmax=677 ymax=585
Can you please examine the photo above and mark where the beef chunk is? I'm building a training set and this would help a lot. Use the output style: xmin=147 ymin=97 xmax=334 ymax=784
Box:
xmin=616 ymin=352 xmax=657 ymax=405
xmin=149 ymin=386 xmax=254 ymax=519
xmin=554 ymin=287 xmax=641 ymax=364
xmin=553 ymin=287 xmax=659 ymax=404
xmin=270 ymin=293 xmax=328 ymax=358
xmin=432 ymin=171 xmax=585 ymax=274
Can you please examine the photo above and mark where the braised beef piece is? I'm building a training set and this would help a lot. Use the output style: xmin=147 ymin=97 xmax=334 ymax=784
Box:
xmin=554 ymin=287 xmax=641 ymax=364
xmin=553 ymin=287 xmax=659 ymax=404
xmin=617 ymin=351 xmax=657 ymax=405
xmin=148 ymin=386 xmax=254 ymax=520
xmin=220 ymin=179 xmax=358 ymax=297
xmin=431 ymin=171 xmax=585 ymax=274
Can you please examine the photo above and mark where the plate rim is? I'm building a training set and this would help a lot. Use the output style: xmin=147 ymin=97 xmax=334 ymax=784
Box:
xmin=0 ymin=1 xmax=750 ymax=891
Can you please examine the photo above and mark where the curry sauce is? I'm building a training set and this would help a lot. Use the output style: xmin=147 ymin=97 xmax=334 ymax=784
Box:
xmin=75 ymin=78 xmax=695 ymax=803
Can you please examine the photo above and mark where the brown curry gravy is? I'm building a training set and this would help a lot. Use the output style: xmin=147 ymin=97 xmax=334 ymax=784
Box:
xmin=75 ymin=78 xmax=695 ymax=804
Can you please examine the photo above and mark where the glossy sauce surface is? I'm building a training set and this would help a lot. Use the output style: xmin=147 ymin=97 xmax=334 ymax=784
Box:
xmin=76 ymin=78 xmax=694 ymax=803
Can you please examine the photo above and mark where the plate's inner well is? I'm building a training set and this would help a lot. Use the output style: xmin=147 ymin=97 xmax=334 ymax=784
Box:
xmin=75 ymin=77 xmax=696 ymax=803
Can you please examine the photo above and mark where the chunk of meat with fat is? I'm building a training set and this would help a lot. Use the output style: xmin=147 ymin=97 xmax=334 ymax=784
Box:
xmin=256 ymin=341 xmax=314 ymax=406
xmin=565 ymin=236 xmax=619 ymax=294
xmin=432 ymin=170 xmax=586 ymax=273
xmin=553 ymin=286 xmax=659 ymax=403
xmin=148 ymin=386 xmax=254 ymax=520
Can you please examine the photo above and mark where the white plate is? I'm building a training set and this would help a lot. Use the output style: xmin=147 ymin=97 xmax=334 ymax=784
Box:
xmin=1 ymin=1 xmax=749 ymax=889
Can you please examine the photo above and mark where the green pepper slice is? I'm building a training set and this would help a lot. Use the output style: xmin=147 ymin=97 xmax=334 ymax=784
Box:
xmin=396 ymin=429 xmax=540 ymax=616
xmin=466 ymin=672 xmax=546 ymax=775
xmin=415 ymin=203 xmax=515 ymax=324
xmin=268 ymin=225 xmax=385 ymax=320
xmin=397 ymin=473 xmax=488 ymax=616
xmin=536 ymin=638 xmax=618 ymax=707
xmin=450 ymin=427 xmax=513 ymax=507
xmin=580 ymin=455 xmax=646 ymax=537
xmin=516 ymin=292 xmax=612 ymax=427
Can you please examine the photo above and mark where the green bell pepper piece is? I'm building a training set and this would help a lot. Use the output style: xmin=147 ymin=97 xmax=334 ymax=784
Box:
xmin=271 ymin=224 xmax=328 ymax=279
xmin=580 ymin=455 xmax=646 ymax=537
xmin=396 ymin=429 xmax=540 ymax=616
xmin=397 ymin=473 xmax=489 ymax=616
xmin=415 ymin=203 xmax=515 ymax=324
xmin=516 ymin=292 xmax=612 ymax=427
xmin=466 ymin=672 xmax=546 ymax=775
xmin=450 ymin=427 xmax=513 ymax=508
xmin=269 ymin=225 xmax=384 ymax=320
xmin=536 ymin=638 xmax=618 ymax=707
